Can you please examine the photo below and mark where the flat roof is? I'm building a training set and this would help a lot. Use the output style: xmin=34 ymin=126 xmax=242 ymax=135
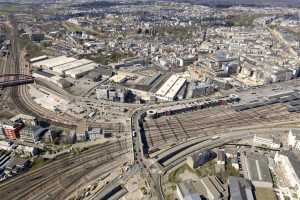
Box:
xmin=246 ymin=154 xmax=272 ymax=183
xmin=228 ymin=176 xmax=254 ymax=200
xmin=52 ymin=59 xmax=93 ymax=74
xmin=29 ymin=55 xmax=48 ymax=63
xmin=32 ymin=56 xmax=77 ymax=69
xmin=290 ymin=128 xmax=300 ymax=140
xmin=33 ymin=70 xmax=55 ymax=78
xmin=177 ymin=180 xmax=201 ymax=200
xmin=65 ymin=63 xmax=97 ymax=75
xmin=287 ymin=151 xmax=300 ymax=179
xmin=165 ymin=78 xmax=186 ymax=99
xmin=156 ymin=74 xmax=179 ymax=97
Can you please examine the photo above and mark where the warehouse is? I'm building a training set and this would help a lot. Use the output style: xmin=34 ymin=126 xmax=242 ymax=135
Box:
xmin=52 ymin=59 xmax=93 ymax=75
xmin=155 ymin=74 xmax=187 ymax=101
xmin=155 ymin=74 xmax=179 ymax=97
xmin=65 ymin=63 xmax=97 ymax=79
xmin=241 ymin=152 xmax=273 ymax=188
xmin=165 ymin=78 xmax=186 ymax=101
xmin=32 ymin=70 xmax=72 ymax=88
xmin=31 ymin=56 xmax=77 ymax=69
xmin=29 ymin=55 xmax=48 ymax=63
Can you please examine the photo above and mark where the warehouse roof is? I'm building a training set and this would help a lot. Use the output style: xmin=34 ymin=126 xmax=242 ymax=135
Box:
xmin=287 ymin=151 xmax=300 ymax=179
xmin=65 ymin=63 xmax=97 ymax=75
xmin=29 ymin=55 xmax=48 ymax=63
xmin=177 ymin=180 xmax=201 ymax=200
xmin=165 ymin=78 xmax=186 ymax=100
xmin=33 ymin=70 xmax=55 ymax=78
xmin=52 ymin=59 xmax=93 ymax=74
xmin=155 ymin=74 xmax=179 ymax=97
xmin=245 ymin=153 xmax=272 ymax=184
xmin=290 ymin=128 xmax=300 ymax=140
xmin=228 ymin=176 xmax=254 ymax=200
xmin=32 ymin=56 xmax=77 ymax=69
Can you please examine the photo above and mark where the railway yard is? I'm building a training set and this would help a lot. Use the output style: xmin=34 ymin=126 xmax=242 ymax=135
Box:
xmin=1 ymin=2 xmax=300 ymax=200
xmin=143 ymin=103 xmax=300 ymax=151
xmin=0 ymin=140 xmax=130 ymax=200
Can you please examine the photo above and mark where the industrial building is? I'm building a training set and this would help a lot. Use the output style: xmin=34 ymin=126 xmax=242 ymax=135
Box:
xmin=31 ymin=56 xmax=77 ymax=69
xmin=241 ymin=152 xmax=273 ymax=188
xmin=228 ymin=176 xmax=254 ymax=200
xmin=32 ymin=70 xmax=72 ymax=88
xmin=176 ymin=176 xmax=226 ymax=200
xmin=142 ymin=73 xmax=161 ymax=87
xmin=52 ymin=58 xmax=93 ymax=75
xmin=86 ymin=66 xmax=113 ymax=82
xmin=155 ymin=74 xmax=187 ymax=101
xmin=65 ymin=63 xmax=97 ymax=79
xmin=31 ymin=55 xmax=98 ymax=80
xmin=29 ymin=55 xmax=48 ymax=63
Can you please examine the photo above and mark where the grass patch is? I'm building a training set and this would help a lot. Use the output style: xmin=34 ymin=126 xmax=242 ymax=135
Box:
xmin=168 ymin=164 xmax=192 ymax=183
xmin=255 ymin=188 xmax=276 ymax=200
xmin=195 ymin=160 xmax=216 ymax=177
xmin=226 ymin=165 xmax=240 ymax=177
xmin=31 ymin=158 xmax=46 ymax=171
xmin=63 ymin=22 xmax=82 ymax=32
xmin=18 ymin=38 xmax=44 ymax=58
xmin=227 ymin=14 xmax=272 ymax=27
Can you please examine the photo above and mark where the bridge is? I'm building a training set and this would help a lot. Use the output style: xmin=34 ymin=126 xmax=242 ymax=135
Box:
xmin=0 ymin=74 xmax=34 ymax=89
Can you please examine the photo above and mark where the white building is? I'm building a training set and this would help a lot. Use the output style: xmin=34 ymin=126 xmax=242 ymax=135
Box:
xmin=274 ymin=151 xmax=300 ymax=198
xmin=65 ymin=63 xmax=97 ymax=79
xmin=155 ymin=74 xmax=186 ymax=101
xmin=31 ymin=56 xmax=77 ymax=69
xmin=52 ymin=59 xmax=93 ymax=75
xmin=253 ymin=134 xmax=281 ymax=149
xmin=0 ymin=140 xmax=11 ymax=151
xmin=288 ymin=129 xmax=300 ymax=151
xmin=29 ymin=55 xmax=48 ymax=63
xmin=32 ymin=70 xmax=72 ymax=88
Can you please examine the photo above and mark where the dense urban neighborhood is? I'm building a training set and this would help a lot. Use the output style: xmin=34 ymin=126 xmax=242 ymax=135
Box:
xmin=0 ymin=1 xmax=300 ymax=200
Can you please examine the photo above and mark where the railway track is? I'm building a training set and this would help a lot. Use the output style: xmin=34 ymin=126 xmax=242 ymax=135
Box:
xmin=0 ymin=140 xmax=130 ymax=200
xmin=143 ymin=103 xmax=300 ymax=150
xmin=3 ymin=15 xmax=80 ymax=127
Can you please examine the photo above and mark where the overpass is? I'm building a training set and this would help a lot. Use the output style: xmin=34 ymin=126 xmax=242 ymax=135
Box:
xmin=0 ymin=74 xmax=34 ymax=89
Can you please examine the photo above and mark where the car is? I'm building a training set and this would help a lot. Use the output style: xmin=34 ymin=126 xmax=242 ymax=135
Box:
xmin=132 ymin=130 xmax=136 ymax=137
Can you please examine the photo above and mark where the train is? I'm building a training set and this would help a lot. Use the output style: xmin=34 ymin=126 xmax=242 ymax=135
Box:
xmin=233 ymin=91 xmax=300 ymax=112
xmin=146 ymin=94 xmax=240 ymax=119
